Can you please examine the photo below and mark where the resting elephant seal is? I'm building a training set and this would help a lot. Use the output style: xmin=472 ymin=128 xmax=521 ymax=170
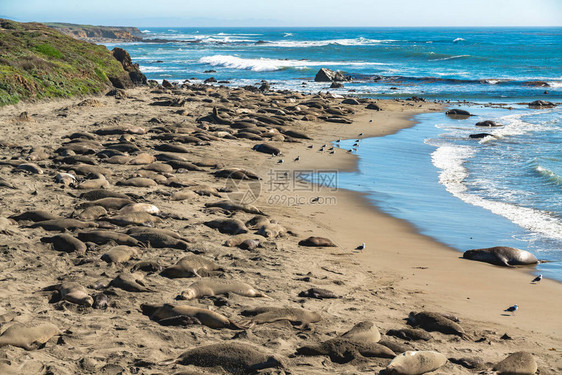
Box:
xmin=386 ymin=351 xmax=447 ymax=375
xmin=407 ymin=311 xmax=468 ymax=339
xmin=463 ymin=246 xmax=538 ymax=267
xmin=493 ymin=351 xmax=537 ymax=375
xmin=296 ymin=338 xmax=395 ymax=364
xmin=56 ymin=282 xmax=94 ymax=307
xmin=341 ymin=321 xmax=381 ymax=343
xmin=40 ymin=234 xmax=87 ymax=253
xmin=241 ymin=307 xmax=321 ymax=327
xmin=298 ymin=236 xmax=337 ymax=247
xmin=161 ymin=342 xmax=284 ymax=374
xmin=141 ymin=303 xmax=245 ymax=329
xmin=161 ymin=254 xmax=222 ymax=278
xmin=0 ymin=322 xmax=62 ymax=350
xmin=179 ymin=279 xmax=268 ymax=300
xmin=101 ymin=246 xmax=140 ymax=264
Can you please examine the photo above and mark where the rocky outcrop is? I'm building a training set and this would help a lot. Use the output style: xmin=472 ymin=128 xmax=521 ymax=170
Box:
xmin=111 ymin=47 xmax=147 ymax=87
xmin=529 ymin=100 xmax=556 ymax=108
xmin=314 ymin=68 xmax=350 ymax=82
xmin=47 ymin=23 xmax=143 ymax=42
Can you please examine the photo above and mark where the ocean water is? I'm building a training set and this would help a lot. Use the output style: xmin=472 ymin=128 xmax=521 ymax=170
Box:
xmin=106 ymin=27 xmax=561 ymax=280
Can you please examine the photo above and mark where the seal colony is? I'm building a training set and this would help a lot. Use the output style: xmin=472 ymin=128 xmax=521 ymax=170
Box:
xmin=0 ymin=82 xmax=560 ymax=374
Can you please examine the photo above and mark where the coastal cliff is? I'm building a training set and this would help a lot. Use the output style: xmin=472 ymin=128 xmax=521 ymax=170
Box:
xmin=46 ymin=22 xmax=143 ymax=43
xmin=0 ymin=19 xmax=146 ymax=105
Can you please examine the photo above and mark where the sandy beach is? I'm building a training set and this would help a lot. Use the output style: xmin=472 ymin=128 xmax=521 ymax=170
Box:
xmin=0 ymin=84 xmax=560 ymax=374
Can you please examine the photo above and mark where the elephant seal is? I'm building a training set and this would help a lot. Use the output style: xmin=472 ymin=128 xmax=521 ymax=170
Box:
xmin=109 ymin=272 xmax=152 ymax=292
xmin=127 ymin=230 xmax=190 ymax=250
xmin=77 ymin=230 xmax=140 ymax=246
xmin=79 ymin=198 xmax=133 ymax=210
xmin=463 ymin=246 xmax=538 ymax=267
xmin=493 ymin=351 xmax=537 ymax=375
xmin=386 ymin=328 xmax=433 ymax=341
xmin=179 ymin=279 xmax=268 ymax=300
xmin=241 ymin=307 xmax=321 ymax=327
xmin=141 ymin=303 xmax=246 ymax=330
xmin=204 ymin=219 xmax=248 ymax=235
xmin=76 ymin=205 xmax=108 ymax=221
xmin=56 ymin=282 xmax=94 ymax=307
xmin=41 ymin=234 xmax=87 ymax=253
xmin=162 ymin=342 xmax=284 ymax=374
xmin=407 ymin=311 xmax=468 ymax=339
xmin=101 ymin=246 xmax=140 ymax=264
xmin=79 ymin=189 xmax=129 ymax=201
xmin=0 ymin=322 xmax=61 ymax=350
xmin=102 ymin=212 xmax=162 ymax=227
xmin=386 ymin=351 xmax=447 ymax=375
xmin=298 ymin=236 xmax=337 ymax=247
xmin=161 ymin=255 xmax=222 ymax=278
xmin=296 ymin=338 xmax=395 ymax=364
xmin=298 ymin=287 xmax=340 ymax=299
xmin=341 ymin=321 xmax=381 ymax=343
xmin=10 ymin=210 xmax=60 ymax=222
xmin=30 ymin=219 xmax=97 ymax=232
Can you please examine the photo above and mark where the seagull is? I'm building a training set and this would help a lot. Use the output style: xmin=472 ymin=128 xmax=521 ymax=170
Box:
xmin=504 ymin=304 xmax=518 ymax=314
xmin=294 ymin=156 xmax=300 ymax=162
xmin=355 ymin=242 xmax=365 ymax=251
xmin=532 ymin=274 xmax=542 ymax=283
xmin=277 ymin=159 xmax=284 ymax=164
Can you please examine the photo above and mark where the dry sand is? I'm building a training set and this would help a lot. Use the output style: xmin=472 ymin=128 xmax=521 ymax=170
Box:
xmin=0 ymin=85 xmax=559 ymax=374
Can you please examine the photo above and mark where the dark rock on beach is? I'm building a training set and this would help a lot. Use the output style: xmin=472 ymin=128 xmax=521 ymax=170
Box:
xmin=529 ymin=100 xmax=556 ymax=108
xmin=112 ymin=47 xmax=147 ymax=86
xmin=314 ymin=68 xmax=350 ymax=82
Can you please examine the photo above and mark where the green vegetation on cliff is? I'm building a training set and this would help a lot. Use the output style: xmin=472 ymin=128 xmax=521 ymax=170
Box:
xmin=0 ymin=19 xmax=127 ymax=106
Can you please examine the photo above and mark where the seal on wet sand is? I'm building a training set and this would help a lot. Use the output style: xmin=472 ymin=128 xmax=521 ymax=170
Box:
xmin=463 ymin=246 xmax=539 ymax=267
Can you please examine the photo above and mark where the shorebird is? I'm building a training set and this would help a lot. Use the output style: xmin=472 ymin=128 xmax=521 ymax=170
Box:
xmin=307 ymin=145 xmax=313 ymax=149
xmin=329 ymin=150 xmax=335 ymax=154
xmin=328 ymin=147 xmax=334 ymax=151
xmin=359 ymin=133 xmax=364 ymax=136
xmin=504 ymin=304 xmax=518 ymax=314
xmin=532 ymin=274 xmax=542 ymax=283
xmin=355 ymin=243 xmax=365 ymax=251
xmin=294 ymin=156 xmax=300 ymax=162
xmin=311 ymin=196 xmax=320 ymax=203
xmin=353 ymin=142 xmax=359 ymax=147
xmin=347 ymin=149 xmax=353 ymax=153
xmin=336 ymin=139 xmax=341 ymax=143
xmin=277 ymin=159 xmax=284 ymax=164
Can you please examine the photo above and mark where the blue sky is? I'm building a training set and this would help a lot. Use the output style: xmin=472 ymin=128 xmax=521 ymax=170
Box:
xmin=1 ymin=0 xmax=561 ymax=27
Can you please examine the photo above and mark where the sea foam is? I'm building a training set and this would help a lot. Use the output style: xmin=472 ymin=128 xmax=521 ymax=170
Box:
xmin=199 ymin=55 xmax=385 ymax=72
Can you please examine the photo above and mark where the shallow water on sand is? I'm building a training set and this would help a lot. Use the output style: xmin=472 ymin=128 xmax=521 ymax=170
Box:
xmin=336 ymin=104 xmax=562 ymax=281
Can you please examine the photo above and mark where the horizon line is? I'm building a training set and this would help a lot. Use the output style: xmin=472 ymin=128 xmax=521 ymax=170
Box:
xmin=3 ymin=18 xmax=562 ymax=29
